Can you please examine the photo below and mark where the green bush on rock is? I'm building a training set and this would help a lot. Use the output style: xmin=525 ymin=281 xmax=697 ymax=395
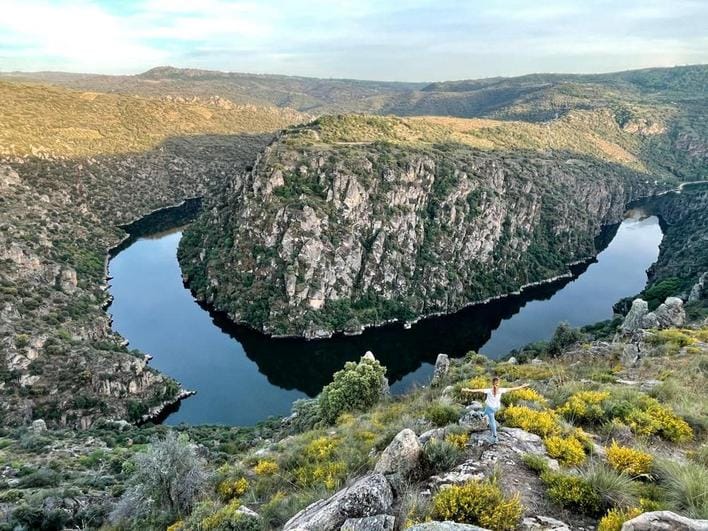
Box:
xmin=318 ymin=356 xmax=387 ymax=423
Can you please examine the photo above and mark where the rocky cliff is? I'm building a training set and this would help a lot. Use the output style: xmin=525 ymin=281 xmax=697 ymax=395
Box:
xmin=0 ymin=82 xmax=305 ymax=427
xmin=179 ymin=115 xmax=656 ymax=337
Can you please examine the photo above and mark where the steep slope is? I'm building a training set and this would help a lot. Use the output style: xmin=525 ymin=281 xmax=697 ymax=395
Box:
xmin=0 ymin=81 xmax=305 ymax=427
xmin=178 ymin=115 xmax=658 ymax=337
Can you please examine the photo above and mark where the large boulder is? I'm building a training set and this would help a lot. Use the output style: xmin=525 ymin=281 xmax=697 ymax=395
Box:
xmin=431 ymin=354 xmax=450 ymax=386
xmin=459 ymin=402 xmax=488 ymax=432
xmin=521 ymin=515 xmax=571 ymax=530
xmin=621 ymin=299 xmax=650 ymax=332
xmin=283 ymin=474 xmax=393 ymax=530
xmin=621 ymin=511 xmax=708 ymax=530
xmin=374 ymin=428 xmax=422 ymax=484
xmin=341 ymin=514 xmax=395 ymax=531
xmin=652 ymin=297 xmax=686 ymax=328
xmin=407 ymin=522 xmax=489 ymax=531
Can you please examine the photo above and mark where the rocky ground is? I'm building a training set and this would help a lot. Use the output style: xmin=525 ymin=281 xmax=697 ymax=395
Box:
xmin=1 ymin=285 xmax=706 ymax=529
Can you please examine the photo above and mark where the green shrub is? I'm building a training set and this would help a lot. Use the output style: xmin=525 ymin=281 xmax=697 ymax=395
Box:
xmin=431 ymin=480 xmax=523 ymax=531
xmin=522 ymin=453 xmax=549 ymax=474
xmin=541 ymin=470 xmax=601 ymax=514
xmin=423 ymin=438 xmax=463 ymax=474
xmin=581 ymin=462 xmax=640 ymax=512
xmin=424 ymin=402 xmax=462 ymax=427
xmin=318 ymin=357 xmax=387 ymax=423
xmin=598 ymin=507 xmax=643 ymax=531
xmin=289 ymin=398 xmax=323 ymax=433
xmin=548 ymin=322 xmax=585 ymax=356
xmin=654 ymin=459 xmax=708 ymax=518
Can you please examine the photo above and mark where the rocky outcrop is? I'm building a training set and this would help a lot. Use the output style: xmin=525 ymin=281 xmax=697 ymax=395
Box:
xmin=458 ymin=401 xmax=488 ymax=432
xmin=180 ymin=116 xmax=653 ymax=337
xmin=341 ymin=514 xmax=396 ymax=531
xmin=374 ymin=429 xmax=422 ymax=487
xmin=621 ymin=511 xmax=708 ymax=530
xmin=621 ymin=297 xmax=686 ymax=333
xmin=283 ymin=473 xmax=394 ymax=530
xmin=521 ymin=515 xmax=571 ymax=530
xmin=689 ymin=272 xmax=708 ymax=303
xmin=431 ymin=354 xmax=450 ymax=386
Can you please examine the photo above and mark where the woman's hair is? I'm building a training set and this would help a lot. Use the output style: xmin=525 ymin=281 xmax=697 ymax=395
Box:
xmin=492 ymin=376 xmax=500 ymax=384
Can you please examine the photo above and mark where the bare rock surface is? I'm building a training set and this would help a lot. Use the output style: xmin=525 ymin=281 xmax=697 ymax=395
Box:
xmin=621 ymin=511 xmax=708 ymax=531
xmin=283 ymin=474 xmax=393 ymax=531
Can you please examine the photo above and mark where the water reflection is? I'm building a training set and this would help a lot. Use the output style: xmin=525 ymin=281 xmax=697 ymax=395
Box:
xmin=108 ymin=210 xmax=661 ymax=425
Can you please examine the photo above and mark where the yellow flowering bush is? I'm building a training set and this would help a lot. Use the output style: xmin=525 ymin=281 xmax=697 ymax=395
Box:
xmin=501 ymin=405 xmax=560 ymax=438
xmin=295 ymin=461 xmax=347 ymax=490
xmin=502 ymin=387 xmax=548 ymax=406
xmin=445 ymin=432 xmax=470 ymax=449
xmin=558 ymin=390 xmax=610 ymax=422
xmin=598 ymin=507 xmax=643 ymax=531
xmin=495 ymin=363 xmax=557 ymax=381
xmin=544 ymin=436 xmax=586 ymax=466
xmin=253 ymin=459 xmax=279 ymax=476
xmin=540 ymin=470 xmax=601 ymax=514
xmin=216 ymin=477 xmax=249 ymax=501
xmin=625 ymin=404 xmax=692 ymax=442
xmin=200 ymin=499 xmax=257 ymax=530
xmin=606 ymin=442 xmax=653 ymax=476
xmin=166 ymin=521 xmax=184 ymax=531
xmin=431 ymin=480 xmax=523 ymax=531
xmin=305 ymin=436 xmax=340 ymax=460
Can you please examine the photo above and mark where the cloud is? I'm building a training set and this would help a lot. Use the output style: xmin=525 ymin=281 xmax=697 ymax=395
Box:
xmin=0 ymin=0 xmax=706 ymax=79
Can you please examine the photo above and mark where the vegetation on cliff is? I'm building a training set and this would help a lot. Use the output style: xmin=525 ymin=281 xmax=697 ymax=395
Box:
xmin=0 ymin=81 xmax=305 ymax=427
xmin=179 ymin=113 xmax=662 ymax=336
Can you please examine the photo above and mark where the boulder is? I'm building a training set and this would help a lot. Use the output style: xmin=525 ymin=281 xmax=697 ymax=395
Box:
xmin=419 ymin=427 xmax=447 ymax=445
xmin=621 ymin=299 xmax=650 ymax=332
xmin=407 ymin=522 xmax=489 ymax=531
xmin=341 ymin=514 xmax=395 ymax=531
xmin=283 ymin=474 xmax=393 ymax=530
xmin=374 ymin=428 xmax=422 ymax=482
xmin=621 ymin=511 xmax=708 ymax=530
xmin=31 ymin=419 xmax=47 ymax=433
xmin=507 ymin=356 xmax=518 ymax=365
xmin=652 ymin=297 xmax=686 ymax=328
xmin=431 ymin=353 xmax=450 ymax=386
xmin=459 ymin=404 xmax=488 ymax=432
xmin=688 ymin=272 xmax=707 ymax=303
xmin=520 ymin=515 xmax=570 ymax=530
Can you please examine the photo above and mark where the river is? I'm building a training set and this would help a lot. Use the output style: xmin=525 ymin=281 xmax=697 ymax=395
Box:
xmin=107 ymin=210 xmax=662 ymax=426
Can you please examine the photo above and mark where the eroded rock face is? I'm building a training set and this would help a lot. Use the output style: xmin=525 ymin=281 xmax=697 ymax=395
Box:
xmin=181 ymin=121 xmax=651 ymax=337
xmin=431 ymin=353 xmax=450 ymax=386
xmin=621 ymin=511 xmax=708 ymax=531
xmin=341 ymin=514 xmax=395 ymax=531
xmin=374 ymin=428 xmax=422 ymax=485
xmin=283 ymin=473 xmax=394 ymax=531
xmin=689 ymin=272 xmax=708 ymax=303
xmin=621 ymin=297 xmax=685 ymax=333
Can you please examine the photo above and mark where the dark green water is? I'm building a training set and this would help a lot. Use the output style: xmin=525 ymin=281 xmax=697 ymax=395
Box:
xmin=107 ymin=211 xmax=662 ymax=426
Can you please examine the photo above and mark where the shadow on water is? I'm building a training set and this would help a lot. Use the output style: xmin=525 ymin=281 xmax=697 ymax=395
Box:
xmin=199 ymin=266 xmax=588 ymax=396
xmin=110 ymin=200 xmax=663 ymax=425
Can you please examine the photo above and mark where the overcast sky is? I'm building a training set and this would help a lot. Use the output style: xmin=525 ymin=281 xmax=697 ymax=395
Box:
xmin=1 ymin=0 xmax=706 ymax=81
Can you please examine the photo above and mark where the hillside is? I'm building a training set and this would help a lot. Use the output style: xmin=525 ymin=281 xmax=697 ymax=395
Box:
xmin=1 ymin=301 xmax=706 ymax=530
xmin=178 ymin=113 xmax=670 ymax=337
xmin=0 ymin=81 xmax=305 ymax=427
xmin=4 ymin=65 xmax=706 ymax=180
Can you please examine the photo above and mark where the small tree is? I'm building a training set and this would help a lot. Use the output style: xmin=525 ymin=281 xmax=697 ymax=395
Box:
xmin=548 ymin=322 xmax=584 ymax=356
xmin=319 ymin=356 xmax=388 ymax=423
xmin=110 ymin=432 xmax=208 ymax=526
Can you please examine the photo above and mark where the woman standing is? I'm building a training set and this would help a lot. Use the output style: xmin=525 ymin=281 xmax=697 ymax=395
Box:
xmin=462 ymin=377 xmax=529 ymax=443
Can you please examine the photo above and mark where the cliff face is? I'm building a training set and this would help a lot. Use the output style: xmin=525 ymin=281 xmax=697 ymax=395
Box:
xmin=0 ymin=82 xmax=305 ymax=428
xmin=179 ymin=119 xmax=654 ymax=337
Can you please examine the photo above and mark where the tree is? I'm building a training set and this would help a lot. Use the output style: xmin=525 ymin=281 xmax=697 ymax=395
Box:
xmin=110 ymin=432 xmax=208 ymax=526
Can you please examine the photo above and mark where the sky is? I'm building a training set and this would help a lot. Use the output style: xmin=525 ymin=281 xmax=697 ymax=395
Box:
xmin=0 ymin=0 xmax=706 ymax=82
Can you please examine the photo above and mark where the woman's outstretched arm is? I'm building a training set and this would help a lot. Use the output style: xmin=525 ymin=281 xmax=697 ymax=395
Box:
xmin=506 ymin=383 xmax=530 ymax=391
xmin=461 ymin=387 xmax=486 ymax=394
